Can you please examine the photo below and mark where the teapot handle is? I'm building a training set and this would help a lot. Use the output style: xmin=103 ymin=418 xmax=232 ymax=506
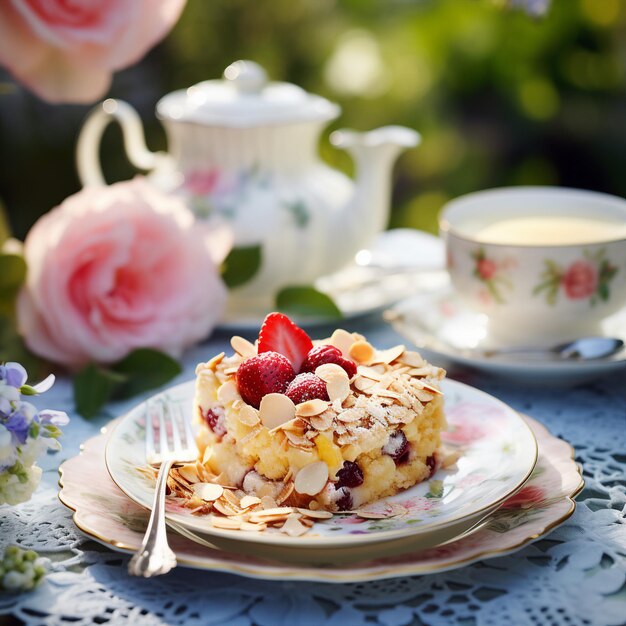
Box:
xmin=76 ymin=99 xmax=172 ymax=187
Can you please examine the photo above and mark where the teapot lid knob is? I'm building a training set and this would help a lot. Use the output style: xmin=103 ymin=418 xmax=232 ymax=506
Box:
xmin=223 ymin=60 xmax=267 ymax=95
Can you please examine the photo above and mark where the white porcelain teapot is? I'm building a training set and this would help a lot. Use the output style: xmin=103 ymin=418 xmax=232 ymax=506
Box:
xmin=76 ymin=60 xmax=420 ymax=313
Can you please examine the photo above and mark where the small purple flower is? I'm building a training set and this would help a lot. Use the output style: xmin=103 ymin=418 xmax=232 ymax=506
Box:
xmin=0 ymin=362 xmax=28 ymax=389
xmin=4 ymin=406 xmax=33 ymax=445
xmin=39 ymin=410 xmax=70 ymax=429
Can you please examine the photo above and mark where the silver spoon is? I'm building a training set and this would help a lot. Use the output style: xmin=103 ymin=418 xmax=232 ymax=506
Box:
xmin=482 ymin=337 xmax=624 ymax=361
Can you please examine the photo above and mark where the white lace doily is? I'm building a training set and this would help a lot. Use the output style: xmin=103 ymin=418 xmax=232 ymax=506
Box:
xmin=1 ymin=329 xmax=625 ymax=626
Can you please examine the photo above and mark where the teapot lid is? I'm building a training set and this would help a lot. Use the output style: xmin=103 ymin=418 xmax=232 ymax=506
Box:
xmin=157 ymin=60 xmax=340 ymax=127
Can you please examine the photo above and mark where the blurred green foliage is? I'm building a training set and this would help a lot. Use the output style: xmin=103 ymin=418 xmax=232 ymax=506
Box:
xmin=0 ymin=0 xmax=624 ymax=240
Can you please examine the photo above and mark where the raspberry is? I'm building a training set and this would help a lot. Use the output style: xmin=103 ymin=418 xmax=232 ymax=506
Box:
xmin=300 ymin=345 xmax=357 ymax=378
xmin=202 ymin=406 xmax=226 ymax=438
xmin=236 ymin=352 xmax=295 ymax=408
xmin=382 ymin=430 xmax=410 ymax=464
xmin=335 ymin=487 xmax=353 ymax=512
xmin=336 ymin=461 xmax=364 ymax=489
xmin=285 ymin=373 xmax=329 ymax=404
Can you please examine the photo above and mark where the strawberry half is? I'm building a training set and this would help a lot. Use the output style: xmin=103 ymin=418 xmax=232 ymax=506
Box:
xmin=257 ymin=312 xmax=313 ymax=372
xmin=236 ymin=351 xmax=295 ymax=408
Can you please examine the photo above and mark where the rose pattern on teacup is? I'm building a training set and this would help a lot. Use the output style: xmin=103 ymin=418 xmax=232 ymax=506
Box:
xmin=533 ymin=248 xmax=619 ymax=306
xmin=470 ymin=247 xmax=516 ymax=304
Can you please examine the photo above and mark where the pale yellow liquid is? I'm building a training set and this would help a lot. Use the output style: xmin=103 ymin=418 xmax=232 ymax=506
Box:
xmin=474 ymin=216 xmax=626 ymax=245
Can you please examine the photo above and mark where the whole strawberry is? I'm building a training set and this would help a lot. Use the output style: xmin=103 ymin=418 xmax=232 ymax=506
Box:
xmin=300 ymin=345 xmax=357 ymax=378
xmin=285 ymin=373 xmax=329 ymax=404
xmin=236 ymin=352 xmax=295 ymax=408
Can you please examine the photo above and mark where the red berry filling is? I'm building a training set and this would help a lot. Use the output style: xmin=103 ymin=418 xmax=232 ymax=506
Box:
xmin=300 ymin=344 xmax=357 ymax=378
xmin=335 ymin=487 xmax=353 ymax=511
xmin=383 ymin=430 xmax=410 ymax=465
xmin=285 ymin=373 xmax=329 ymax=404
xmin=426 ymin=454 xmax=436 ymax=477
xmin=236 ymin=351 xmax=295 ymax=408
xmin=202 ymin=406 xmax=226 ymax=439
xmin=336 ymin=461 xmax=364 ymax=489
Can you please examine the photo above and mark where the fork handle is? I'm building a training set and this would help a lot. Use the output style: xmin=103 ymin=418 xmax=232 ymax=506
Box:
xmin=128 ymin=459 xmax=177 ymax=577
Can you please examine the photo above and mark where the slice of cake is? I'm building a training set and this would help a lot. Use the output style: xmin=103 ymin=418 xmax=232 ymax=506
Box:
xmin=194 ymin=313 xmax=446 ymax=513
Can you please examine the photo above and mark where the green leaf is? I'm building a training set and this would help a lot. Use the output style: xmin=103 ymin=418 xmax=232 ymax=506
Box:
xmin=111 ymin=348 xmax=182 ymax=399
xmin=598 ymin=282 xmax=610 ymax=302
xmin=0 ymin=201 xmax=11 ymax=245
xmin=73 ymin=364 xmax=127 ymax=420
xmin=0 ymin=253 xmax=27 ymax=294
xmin=221 ymin=245 xmax=262 ymax=288
xmin=275 ymin=286 xmax=342 ymax=319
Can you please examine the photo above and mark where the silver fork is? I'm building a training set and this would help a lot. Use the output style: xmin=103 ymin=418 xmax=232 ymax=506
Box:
xmin=128 ymin=400 xmax=197 ymax=577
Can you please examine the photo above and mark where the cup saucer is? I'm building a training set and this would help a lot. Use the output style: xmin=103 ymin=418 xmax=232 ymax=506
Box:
xmin=387 ymin=287 xmax=626 ymax=386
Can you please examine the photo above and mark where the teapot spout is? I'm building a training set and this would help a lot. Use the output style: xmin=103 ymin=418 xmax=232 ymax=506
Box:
xmin=330 ymin=126 xmax=420 ymax=248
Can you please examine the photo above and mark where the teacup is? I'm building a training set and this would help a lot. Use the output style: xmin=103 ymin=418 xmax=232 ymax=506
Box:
xmin=439 ymin=187 xmax=626 ymax=346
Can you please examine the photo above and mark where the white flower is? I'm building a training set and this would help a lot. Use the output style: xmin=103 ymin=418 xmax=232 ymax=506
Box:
xmin=0 ymin=424 xmax=16 ymax=470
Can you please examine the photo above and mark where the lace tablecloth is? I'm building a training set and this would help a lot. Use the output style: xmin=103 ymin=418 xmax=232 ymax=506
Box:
xmin=1 ymin=317 xmax=625 ymax=626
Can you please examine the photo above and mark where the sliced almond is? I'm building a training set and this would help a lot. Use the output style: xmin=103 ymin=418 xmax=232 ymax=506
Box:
xmin=329 ymin=329 xmax=356 ymax=357
xmin=240 ymin=495 xmax=262 ymax=509
xmin=297 ymin=507 xmax=333 ymax=520
xmin=280 ymin=514 xmax=310 ymax=537
xmin=421 ymin=382 xmax=443 ymax=396
xmin=285 ymin=431 xmax=316 ymax=449
xmin=261 ymin=496 xmax=278 ymax=510
xmin=371 ymin=344 xmax=405 ymax=365
xmin=222 ymin=489 xmax=242 ymax=508
xmin=355 ymin=510 xmax=389 ymax=519
xmin=273 ymin=417 xmax=307 ymax=434
xmin=192 ymin=482 xmax=224 ymax=502
xmin=204 ymin=352 xmax=225 ymax=371
xmin=349 ymin=341 xmax=375 ymax=363
xmin=398 ymin=351 xmax=425 ymax=367
xmin=327 ymin=376 xmax=351 ymax=403
xmin=249 ymin=506 xmax=294 ymax=518
xmin=217 ymin=380 xmax=240 ymax=404
xmin=354 ymin=376 xmax=376 ymax=392
xmin=415 ymin=390 xmax=435 ymax=402
xmin=309 ymin=410 xmax=334 ymax=431
xmin=238 ymin=404 xmax=260 ymax=426
xmin=259 ymin=393 xmax=296 ymax=430
xmin=231 ymin=335 xmax=257 ymax=358
xmin=296 ymin=399 xmax=329 ymax=417
xmin=210 ymin=516 xmax=242 ymax=530
xmin=241 ymin=423 xmax=262 ymax=444
xmin=240 ymin=521 xmax=267 ymax=532
xmin=357 ymin=366 xmax=385 ymax=381
xmin=308 ymin=500 xmax=321 ymax=511
xmin=315 ymin=363 xmax=349 ymax=383
xmin=275 ymin=481 xmax=295 ymax=504
xmin=213 ymin=498 xmax=240 ymax=517
xmin=294 ymin=461 xmax=329 ymax=496
xmin=337 ymin=408 xmax=366 ymax=423
xmin=178 ymin=464 xmax=200 ymax=484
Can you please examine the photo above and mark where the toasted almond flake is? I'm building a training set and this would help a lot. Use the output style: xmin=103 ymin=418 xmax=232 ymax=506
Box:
xmin=241 ymin=424 xmax=262 ymax=444
xmin=240 ymin=495 xmax=262 ymax=509
xmin=273 ymin=417 xmax=307 ymax=434
xmin=328 ymin=329 xmax=355 ymax=357
xmin=327 ymin=376 xmax=350 ymax=403
xmin=299 ymin=517 xmax=315 ymax=528
xmin=284 ymin=468 xmax=293 ymax=483
xmin=238 ymin=404 xmax=261 ymax=426
xmin=223 ymin=367 xmax=239 ymax=376
xmin=213 ymin=499 xmax=240 ymax=516
xmin=315 ymin=363 xmax=349 ymax=383
xmin=280 ymin=514 xmax=309 ymax=537
xmin=337 ymin=408 xmax=366 ymax=423
xmin=285 ymin=431 xmax=315 ymax=449
xmin=276 ymin=481 xmax=295 ymax=504
xmin=415 ymin=390 xmax=435 ymax=402
xmin=231 ymin=335 xmax=257 ymax=358
xmin=294 ymin=461 xmax=329 ymax=496
xmin=251 ymin=514 xmax=291 ymax=525
xmin=210 ymin=516 xmax=242 ymax=530
xmin=296 ymin=399 xmax=329 ymax=417
xmin=259 ymin=393 xmax=296 ymax=430
xmin=349 ymin=340 xmax=375 ymax=363
xmin=355 ymin=510 xmax=389 ymax=519
xmin=309 ymin=500 xmax=321 ymax=511
xmin=357 ymin=366 xmax=385 ymax=381
xmin=343 ymin=395 xmax=356 ymax=408
xmin=217 ymin=380 xmax=240 ymax=403
xmin=193 ymin=483 xmax=224 ymax=502
xmin=261 ymin=496 xmax=278 ymax=510
xmin=240 ymin=521 xmax=267 ymax=532
xmin=398 ymin=351 xmax=425 ymax=367
xmin=372 ymin=388 xmax=403 ymax=400
xmin=203 ymin=352 xmax=225 ymax=371
xmin=250 ymin=506 xmax=294 ymax=518
xmin=309 ymin=411 xmax=334 ymax=431
xmin=371 ymin=344 xmax=405 ymax=365
xmin=222 ymin=489 xmax=242 ymax=508
xmin=178 ymin=464 xmax=200 ymax=484
xmin=354 ymin=376 xmax=376 ymax=391
xmin=297 ymin=508 xmax=333 ymax=520
xmin=408 ymin=367 xmax=435 ymax=377
xmin=422 ymin=383 xmax=443 ymax=395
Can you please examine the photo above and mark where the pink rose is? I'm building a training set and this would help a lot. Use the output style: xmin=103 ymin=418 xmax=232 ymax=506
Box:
xmin=562 ymin=260 xmax=597 ymax=300
xmin=17 ymin=178 xmax=229 ymax=367
xmin=0 ymin=0 xmax=185 ymax=103
xmin=501 ymin=485 xmax=544 ymax=509
xmin=477 ymin=258 xmax=497 ymax=280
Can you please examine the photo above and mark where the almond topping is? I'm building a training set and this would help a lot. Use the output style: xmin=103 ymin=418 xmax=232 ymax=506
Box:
xmin=296 ymin=399 xmax=329 ymax=417
xmin=193 ymin=483 xmax=224 ymax=502
xmin=260 ymin=496 xmax=279 ymax=510
xmin=371 ymin=344 xmax=406 ymax=365
xmin=240 ymin=495 xmax=262 ymax=509
xmin=231 ymin=335 xmax=257 ymax=358
xmin=280 ymin=514 xmax=309 ymax=537
xmin=398 ymin=351 xmax=425 ymax=367
xmin=239 ymin=404 xmax=260 ymax=426
xmin=217 ymin=380 xmax=240 ymax=404
xmin=357 ymin=366 xmax=385 ymax=381
xmin=259 ymin=393 xmax=296 ymax=430
xmin=210 ymin=516 xmax=242 ymax=530
xmin=294 ymin=461 xmax=329 ymax=496
xmin=309 ymin=410 xmax=334 ymax=431
xmin=315 ymin=363 xmax=349 ymax=383
xmin=240 ymin=521 xmax=267 ymax=532
xmin=178 ymin=464 xmax=200 ymax=484
xmin=326 ymin=376 xmax=351 ymax=403
xmin=329 ymin=329 xmax=355 ymax=357
xmin=297 ymin=508 xmax=333 ymax=520
xmin=203 ymin=352 xmax=225 ymax=371
xmin=349 ymin=340 xmax=375 ymax=363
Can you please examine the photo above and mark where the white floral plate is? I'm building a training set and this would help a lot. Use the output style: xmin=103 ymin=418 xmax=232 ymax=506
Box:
xmin=59 ymin=414 xmax=581 ymax=582
xmin=388 ymin=288 xmax=626 ymax=386
xmin=104 ymin=379 xmax=537 ymax=549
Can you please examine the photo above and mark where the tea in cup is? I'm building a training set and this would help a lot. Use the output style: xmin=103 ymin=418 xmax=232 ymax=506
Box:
xmin=439 ymin=187 xmax=626 ymax=346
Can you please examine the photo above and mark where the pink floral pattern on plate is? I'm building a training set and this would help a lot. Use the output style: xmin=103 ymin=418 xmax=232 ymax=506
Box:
xmin=58 ymin=413 xmax=582 ymax=582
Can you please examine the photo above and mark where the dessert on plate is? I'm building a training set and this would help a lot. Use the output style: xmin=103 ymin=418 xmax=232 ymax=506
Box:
xmin=193 ymin=313 xmax=446 ymax=514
